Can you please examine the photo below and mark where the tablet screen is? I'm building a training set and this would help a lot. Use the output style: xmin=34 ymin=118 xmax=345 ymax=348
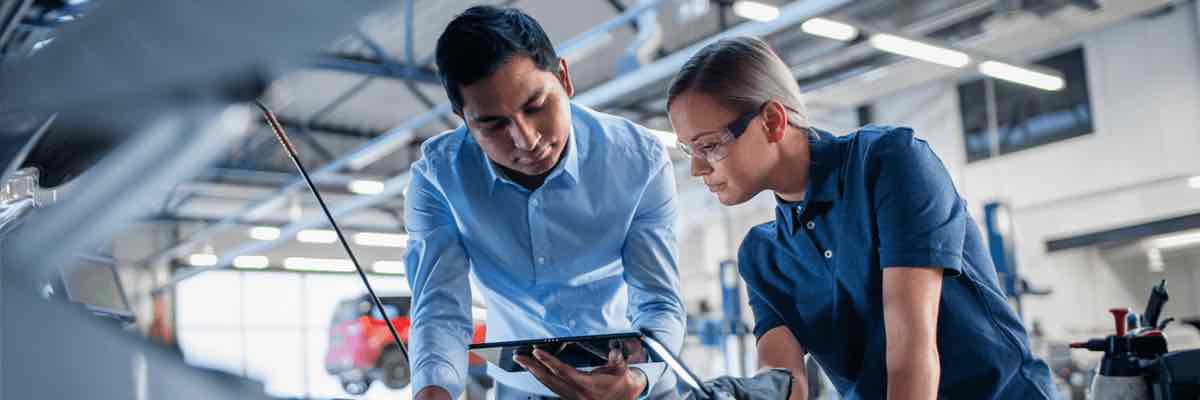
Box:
xmin=469 ymin=332 xmax=643 ymax=372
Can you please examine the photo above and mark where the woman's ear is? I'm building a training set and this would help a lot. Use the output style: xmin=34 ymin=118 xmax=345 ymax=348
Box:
xmin=762 ymin=100 xmax=789 ymax=143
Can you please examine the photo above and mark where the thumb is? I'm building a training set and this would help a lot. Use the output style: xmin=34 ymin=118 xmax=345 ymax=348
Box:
xmin=608 ymin=348 xmax=627 ymax=369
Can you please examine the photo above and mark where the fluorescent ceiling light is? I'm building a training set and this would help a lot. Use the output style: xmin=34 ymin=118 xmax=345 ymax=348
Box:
xmin=1188 ymin=176 xmax=1200 ymax=189
xmin=372 ymin=261 xmax=406 ymax=275
xmin=283 ymin=257 xmax=354 ymax=272
xmin=354 ymin=232 xmax=409 ymax=248
xmin=647 ymin=129 xmax=679 ymax=149
xmin=348 ymin=179 xmax=385 ymax=195
xmin=979 ymin=61 xmax=1065 ymax=91
xmin=732 ymin=1 xmax=780 ymax=22
xmin=248 ymin=226 xmax=281 ymax=241
xmin=869 ymin=33 xmax=969 ymax=68
xmin=297 ymin=229 xmax=338 ymax=244
xmin=188 ymin=253 xmax=218 ymax=267
xmin=1152 ymin=231 xmax=1200 ymax=250
xmin=233 ymin=255 xmax=270 ymax=269
xmin=801 ymin=18 xmax=858 ymax=41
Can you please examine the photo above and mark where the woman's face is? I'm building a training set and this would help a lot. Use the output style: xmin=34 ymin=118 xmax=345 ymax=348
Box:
xmin=668 ymin=92 xmax=776 ymax=206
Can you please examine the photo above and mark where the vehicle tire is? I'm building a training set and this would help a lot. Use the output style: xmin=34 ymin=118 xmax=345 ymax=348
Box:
xmin=341 ymin=378 xmax=370 ymax=395
xmin=380 ymin=348 xmax=411 ymax=389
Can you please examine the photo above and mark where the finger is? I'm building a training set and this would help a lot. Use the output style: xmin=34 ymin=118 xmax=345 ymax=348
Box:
xmin=517 ymin=355 xmax=579 ymax=396
xmin=521 ymin=353 xmax=564 ymax=380
xmin=533 ymin=349 xmax=587 ymax=381
xmin=607 ymin=348 xmax=627 ymax=369
xmin=626 ymin=340 xmax=648 ymax=362
xmin=515 ymin=354 xmax=552 ymax=378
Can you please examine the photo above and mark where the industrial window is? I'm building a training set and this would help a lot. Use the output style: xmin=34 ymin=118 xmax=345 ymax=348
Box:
xmin=958 ymin=47 xmax=1094 ymax=162
xmin=175 ymin=270 xmax=411 ymax=399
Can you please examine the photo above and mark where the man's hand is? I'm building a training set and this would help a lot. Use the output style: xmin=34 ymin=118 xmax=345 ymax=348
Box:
xmin=514 ymin=345 xmax=647 ymax=400
xmin=414 ymin=386 xmax=453 ymax=400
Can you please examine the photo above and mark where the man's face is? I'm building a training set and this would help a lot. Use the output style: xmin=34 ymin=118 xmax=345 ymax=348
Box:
xmin=458 ymin=56 xmax=575 ymax=178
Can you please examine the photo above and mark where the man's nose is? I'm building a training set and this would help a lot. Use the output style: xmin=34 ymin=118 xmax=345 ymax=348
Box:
xmin=510 ymin=117 xmax=541 ymax=151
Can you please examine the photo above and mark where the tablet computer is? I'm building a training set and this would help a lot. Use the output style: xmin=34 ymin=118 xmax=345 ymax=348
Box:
xmin=470 ymin=331 xmax=714 ymax=399
xmin=468 ymin=331 xmax=643 ymax=373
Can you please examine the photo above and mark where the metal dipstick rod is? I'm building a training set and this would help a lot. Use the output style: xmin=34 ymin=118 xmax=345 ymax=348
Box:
xmin=254 ymin=100 xmax=408 ymax=360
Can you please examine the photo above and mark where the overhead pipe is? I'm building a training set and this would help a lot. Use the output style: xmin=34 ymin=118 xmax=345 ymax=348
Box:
xmin=616 ymin=0 xmax=665 ymax=75
xmin=398 ymin=0 xmax=458 ymax=129
xmin=150 ymin=0 xmax=857 ymax=287
xmin=144 ymin=0 xmax=674 ymax=283
xmin=0 ymin=0 xmax=33 ymax=53
xmin=575 ymin=0 xmax=854 ymax=109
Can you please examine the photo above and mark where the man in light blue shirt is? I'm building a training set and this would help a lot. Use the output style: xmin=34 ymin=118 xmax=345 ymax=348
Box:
xmin=406 ymin=6 xmax=685 ymax=399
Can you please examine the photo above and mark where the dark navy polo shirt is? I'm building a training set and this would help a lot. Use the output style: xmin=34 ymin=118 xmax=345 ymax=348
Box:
xmin=737 ymin=126 xmax=1055 ymax=399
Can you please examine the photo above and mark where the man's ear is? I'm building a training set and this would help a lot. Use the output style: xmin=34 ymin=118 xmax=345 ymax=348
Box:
xmin=557 ymin=59 xmax=575 ymax=97
xmin=762 ymin=100 xmax=789 ymax=143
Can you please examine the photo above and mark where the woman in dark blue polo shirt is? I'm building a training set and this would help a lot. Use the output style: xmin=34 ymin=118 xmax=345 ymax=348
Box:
xmin=666 ymin=36 xmax=1055 ymax=399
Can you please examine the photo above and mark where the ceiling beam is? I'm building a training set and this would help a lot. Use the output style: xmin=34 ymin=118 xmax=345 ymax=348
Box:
xmin=311 ymin=55 xmax=440 ymax=84
xmin=269 ymin=115 xmax=380 ymax=139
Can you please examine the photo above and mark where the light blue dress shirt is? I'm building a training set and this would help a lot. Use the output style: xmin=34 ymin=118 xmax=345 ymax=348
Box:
xmin=404 ymin=102 xmax=686 ymax=398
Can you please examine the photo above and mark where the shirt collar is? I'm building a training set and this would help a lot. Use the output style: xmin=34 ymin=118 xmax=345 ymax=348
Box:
xmin=775 ymin=127 xmax=846 ymax=231
xmin=476 ymin=103 xmax=583 ymax=194
xmin=555 ymin=104 xmax=583 ymax=186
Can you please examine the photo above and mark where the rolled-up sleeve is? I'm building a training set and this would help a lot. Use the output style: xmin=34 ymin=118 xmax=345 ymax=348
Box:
xmin=870 ymin=128 xmax=966 ymax=275
xmin=736 ymin=239 xmax=786 ymax=341
xmin=748 ymin=287 xmax=786 ymax=340
xmin=622 ymin=154 xmax=686 ymax=396
xmin=404 ymin=160 xmax=474 ymax=399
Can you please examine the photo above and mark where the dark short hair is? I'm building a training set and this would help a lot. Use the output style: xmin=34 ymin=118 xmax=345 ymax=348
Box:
xmin=435 ymin=6 xmax=561 ymax=114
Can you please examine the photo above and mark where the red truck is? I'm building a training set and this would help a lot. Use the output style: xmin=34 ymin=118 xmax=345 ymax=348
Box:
xmin=324 ymin=294 xmax=487 ymax=395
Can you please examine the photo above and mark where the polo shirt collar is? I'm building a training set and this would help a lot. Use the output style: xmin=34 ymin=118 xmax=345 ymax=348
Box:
xmin=775 ymin=127 xmax=846 ymax=232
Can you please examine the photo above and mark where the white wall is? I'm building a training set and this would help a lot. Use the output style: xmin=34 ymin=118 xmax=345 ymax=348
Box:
xmin=868 ymin=3 xmax=1200 ymax=345
xmin=112 ymin=224 xmax=176 ymax=335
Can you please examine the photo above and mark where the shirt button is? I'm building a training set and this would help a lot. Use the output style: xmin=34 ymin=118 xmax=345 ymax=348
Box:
xmin=805 ymin=221 xmax=815 ymax=230
xmin=824 ymin=250 xmax=833 ymax=259
xmin=530 ymin=198 xmax=540 ymax=207
xmin=536 ymin=256 xmax=546 ymax=265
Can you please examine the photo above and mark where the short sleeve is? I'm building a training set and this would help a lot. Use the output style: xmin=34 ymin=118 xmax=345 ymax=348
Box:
xmin=749 ymin=287 xmax=786 ymax=340
xmin=737 ymin=235 xmax=788 ymax=340
xmin=869 ymin=128 xmax=966 ymax=275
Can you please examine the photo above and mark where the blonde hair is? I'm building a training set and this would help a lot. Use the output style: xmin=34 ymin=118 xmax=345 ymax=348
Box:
xmin=667 ymin=36 xmax=808 ymax=128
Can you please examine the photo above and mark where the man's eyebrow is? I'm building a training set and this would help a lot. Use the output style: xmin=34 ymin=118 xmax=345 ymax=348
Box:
xmin=521 ymin=88 xmax=546 ymax=108
xmin=471 ymin=88 xmax=547 ymax=124
xmin=473 ymin=114 xmax=504 ymax=124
